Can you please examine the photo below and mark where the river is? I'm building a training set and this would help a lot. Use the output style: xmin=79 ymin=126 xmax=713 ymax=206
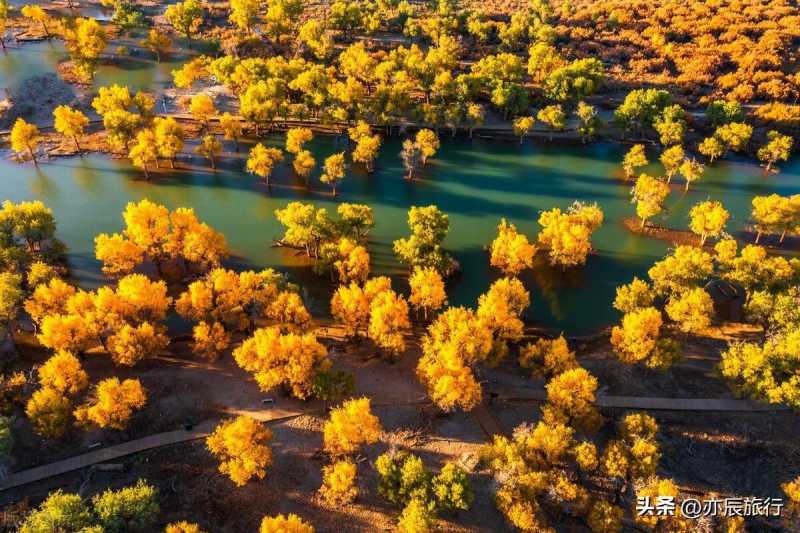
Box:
xmin=1 ymin=39 xmax=799 ymax=334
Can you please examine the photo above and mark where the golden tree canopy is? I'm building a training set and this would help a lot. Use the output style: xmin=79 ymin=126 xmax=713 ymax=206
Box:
xmin=323 ymin=397 xmax=382 ymax=456
xmin=207 ymin=415 xmax=273 ymax=486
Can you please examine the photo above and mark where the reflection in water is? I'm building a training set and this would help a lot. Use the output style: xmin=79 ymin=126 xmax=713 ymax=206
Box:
xmin=29 ymin=165 xmax=58 ymax=199
xmin=72 ymin=158 xmax=103 ymax=196
xmin=0 ymin=41 xmax=798 ymax=332
xmin=1 ymin=138 xmax=795 ymax=334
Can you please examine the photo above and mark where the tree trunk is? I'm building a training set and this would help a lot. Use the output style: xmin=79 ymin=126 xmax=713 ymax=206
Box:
xmin=73 ymin=135 xmax=82 ymax=153
xmin=765 ymin=160 xmax=773 ymax=175
xmin=640 ymin=218 xmax=646 ymax=229
xmin=685 ymin=181 xmax=690 ymax=192
xmin=780 ymin=229 xmax=786 ymax=244
xmin=755 ymin=231 xmax=761 ymax=243
xmin=28 ymin=146 xmax=37 ymax=165
xmin=169 ymin=158 xmax=175 ymax=169
xmin=143 ymin=166 xmax=149 ymax=179
xmin=210 ymin=155 xmax=216 ymax=170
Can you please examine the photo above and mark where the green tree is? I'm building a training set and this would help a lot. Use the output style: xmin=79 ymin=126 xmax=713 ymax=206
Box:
xmin=19 ymin=491 xmax=94 ymax=533
xmin=575 ymin=101 xmax=599 ymax=143
xmin=393 ymin=205 xmax=453 ymax=275
xmin=705 ymin=100 xmax=743 ymax=127
xmin=92 ymin=480 xmax=159 ymax=532
xmin=614 ymin=88 xmax=671 ymax=136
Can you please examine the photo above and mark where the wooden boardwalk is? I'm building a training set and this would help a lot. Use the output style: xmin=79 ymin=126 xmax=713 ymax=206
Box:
xmin=2 ymin=392 xmax=787 ymax=492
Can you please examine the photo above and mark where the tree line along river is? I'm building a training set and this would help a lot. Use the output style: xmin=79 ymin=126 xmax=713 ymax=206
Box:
xmin=1 ymin=40 xmax=799 ymax=334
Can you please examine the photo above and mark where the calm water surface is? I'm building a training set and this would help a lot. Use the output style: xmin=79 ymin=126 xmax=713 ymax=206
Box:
xmin=1 ymin=41 xmax=798 ymax=334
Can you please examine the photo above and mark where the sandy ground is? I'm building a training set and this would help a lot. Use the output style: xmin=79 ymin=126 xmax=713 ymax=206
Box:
xmin=3 ymin=323 xmax=799 ymax=531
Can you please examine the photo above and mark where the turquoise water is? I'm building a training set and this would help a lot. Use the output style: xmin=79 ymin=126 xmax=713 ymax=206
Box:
xmin=1 ymin=41 xmax=798 ymax=333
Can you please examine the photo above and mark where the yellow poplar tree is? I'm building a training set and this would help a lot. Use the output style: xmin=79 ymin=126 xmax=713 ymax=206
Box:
xmin=323 ymin=397 xmax=382 ymax=456
xmin=537 ymin=202 xmax=603 ymax=268
xmin=153 ymin=116 xmax=185 ymax=169
xmin=52 ymin=105 xmax=89 ymax=152
xmin=233 ymin=326 xmax=329 ymax=399
xmin=659 ymin=145 xmax=684 ymax=183
xmin=542 ymin=367 xmax=602 ymax=434
xmin=408 ymin=267 xmax=447 ymax=319
xmin=611 ymin=307 xmax=679 ymax=370
xmin=320 ymin=152 xmax=346 ymax=196
xmin=128 ymin=129 xmax=159 ymax=179
xmin=757 ymin=130 xmax=793 ymax=174
xmin=415 ymin=129 xmax=440 ymax=165
xmin=518 ymin=335 xmax=577 ymax=378
xmin=293 ymin=150 xmax=316 ymax=183
xmin=286 ymin=127 xmax=313 ymax=154
xmin=74 ymin=378 xmax=147 ymax=430
xmin=207 ymin=415 xmax=273 ymax=486
xmin=189 ymin=94 xmax=216 ymax=129
xmin=25 ymin=387 xmax=71 ymax=438
xmin=330 ymin=238 xmax=370 ymax=285
xmin=195 ymin=134 xmax=223 ymax=170
xmin=25 ymin=278 xmax=76 ymax=326
xmin=37 ymin=351 xmax=88 ymax=395
xmin=513 ymin=116 xmax=535 ymax=143
xmin=477 ymin=276 xmax=530 ymax=360
xmin=350 ymin=123 xmax=381 ymax=172
xmin=631 ymin=174 xmax=670 ymax=228
xmin=613 ymin=277 xmax=654 ymax=313
xmin=165 ymin=522 xmax=206 ymax=533
xmin=648 ymin=245 xmax=713 ymax=295
xmin=679 ymin=158 xmax=704 ymax=192
xmin=490 ymin=219 xmax=536 ymax=276
xmin=622 ymin=144 xmax=648 ymax=179
xmin=10 ymin=118 xmax=42 ymax=165
xmin=416 ymin=307 xmax=493 ymax=411
xmin=21 ymin=5 xmax=51 ymax=36
xmin=259 ymin=515 xmax=314 ymax=533
xmin=665 ymin=287 xmax=714 ymax=334
xmin=220 ymin=112 xmax=243 ymax=150
xmin=107 ymin=322 xmax=169 ymax=366
xmin=688 ymin=200 xmax=729 ymax=245
xmin=319 ymin=459 xmax=358 ymax=505
xmin=331 ymin=282 xmax=372 ymax=337
xmin=751 ymin=194 xmax=796 ymax=244
xmin=229 ymin=0 xmax=261 ymax=33
xmin=247 ymin=143 xmax=284 ymax=185
xmin=368 ymin=290 xmax=411 ymax=357
xmin=140 ymin=28 xmax=171 ymax=62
